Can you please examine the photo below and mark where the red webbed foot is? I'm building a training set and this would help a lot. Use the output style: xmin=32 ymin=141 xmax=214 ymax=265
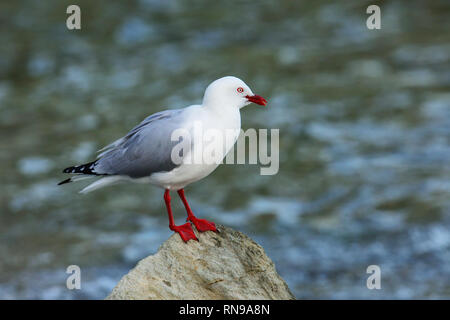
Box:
xmin=170 ymin=222 xmax=198 ymax=242
xmin=187 ymin=216 xmax=217 ymax=233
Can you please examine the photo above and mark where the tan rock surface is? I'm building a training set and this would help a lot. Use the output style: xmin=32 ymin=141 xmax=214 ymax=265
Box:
xmin=106 ymin=224 xmax=295 ymax=300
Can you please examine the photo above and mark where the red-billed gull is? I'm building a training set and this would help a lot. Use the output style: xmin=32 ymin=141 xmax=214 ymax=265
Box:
xmin=59 ymin=76 xmax=267 ymax=242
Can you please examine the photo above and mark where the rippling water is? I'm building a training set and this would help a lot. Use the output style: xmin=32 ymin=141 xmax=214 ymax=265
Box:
xmin=1 ymin=0 xmax=449 ymax=299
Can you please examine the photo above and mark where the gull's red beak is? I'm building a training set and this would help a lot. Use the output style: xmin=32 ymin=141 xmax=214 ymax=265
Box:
xmin=246 ymin=94 xmax=267 ymax=106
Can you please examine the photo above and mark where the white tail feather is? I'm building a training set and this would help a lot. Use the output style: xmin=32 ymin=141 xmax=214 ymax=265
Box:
xmin=79 ymin=176 xmax=125 ymax=194
xmin=71 ymin=175 xmax=95 ymax=182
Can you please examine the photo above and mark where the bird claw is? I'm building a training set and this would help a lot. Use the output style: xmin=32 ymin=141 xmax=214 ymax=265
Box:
xmin=170 ymin=222 xmax=198 ymax=242
xmin=187 ymin=216 xmax=217 ymax=233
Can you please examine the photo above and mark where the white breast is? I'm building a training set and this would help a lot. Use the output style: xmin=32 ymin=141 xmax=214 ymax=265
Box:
xmin=148 ymin=105 xmax=241 ymax=190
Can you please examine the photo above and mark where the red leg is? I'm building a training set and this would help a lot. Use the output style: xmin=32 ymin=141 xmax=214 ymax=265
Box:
xmin=177 ymin=189 xmax=217 ymax=233
xmin=164 ymin=189 xmax=197 ymax=242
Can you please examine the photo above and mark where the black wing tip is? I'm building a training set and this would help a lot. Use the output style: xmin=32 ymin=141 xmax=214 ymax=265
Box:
xmin=62 ymin=161 xmax=98 ymax=175
xmin=58 ymin=178 xmax=72 ymax=186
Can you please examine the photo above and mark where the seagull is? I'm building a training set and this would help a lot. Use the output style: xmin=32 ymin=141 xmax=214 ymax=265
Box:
xmin=58 ymin=76 xmax=267 ymax=242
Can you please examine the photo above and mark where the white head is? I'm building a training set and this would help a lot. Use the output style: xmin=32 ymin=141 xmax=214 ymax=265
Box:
xmin=202 ymin=76 xmax=267 ymax=110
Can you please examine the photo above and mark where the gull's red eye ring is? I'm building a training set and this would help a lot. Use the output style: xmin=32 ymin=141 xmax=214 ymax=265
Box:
xmin=237 ymin=87 xmax=244 ymax=93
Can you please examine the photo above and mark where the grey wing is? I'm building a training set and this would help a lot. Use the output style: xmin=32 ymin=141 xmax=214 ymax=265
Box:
xmin=94 ymin=109 xmax=187 ymax=178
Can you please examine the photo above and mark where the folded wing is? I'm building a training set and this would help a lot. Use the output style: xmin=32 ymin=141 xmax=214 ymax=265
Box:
xmin=95 ymin=109 xmax=187 ymax=178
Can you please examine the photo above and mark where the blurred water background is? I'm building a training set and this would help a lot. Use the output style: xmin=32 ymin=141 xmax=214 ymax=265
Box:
xmin=1 ymin=0 xmax=450 ymax=299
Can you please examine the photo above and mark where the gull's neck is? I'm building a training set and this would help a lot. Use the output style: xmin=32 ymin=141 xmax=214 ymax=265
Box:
xmin=202 ymin=95 xmax=241 ymax=112
xmin=200 ymin=100 xmax=241 ymax=129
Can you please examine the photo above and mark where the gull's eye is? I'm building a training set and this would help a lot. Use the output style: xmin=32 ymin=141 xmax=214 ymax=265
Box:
xmin=237 ymin=87 xmax=244 ymax=93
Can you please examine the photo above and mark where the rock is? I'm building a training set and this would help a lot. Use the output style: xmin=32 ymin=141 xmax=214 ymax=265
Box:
xmin=106 ymin=224 xmax=295 ymax=300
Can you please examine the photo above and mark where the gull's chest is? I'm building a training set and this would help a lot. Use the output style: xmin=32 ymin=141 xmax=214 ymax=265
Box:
xmin=203 ymin=108 xmax=241 ymax=131
xmin=148 ymin=107 xmax=241 ymax=189
xmin=201 ymin=109 xmax=241 ymax=152
xmin=180 ymin=108 xmax=241 ymax=169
